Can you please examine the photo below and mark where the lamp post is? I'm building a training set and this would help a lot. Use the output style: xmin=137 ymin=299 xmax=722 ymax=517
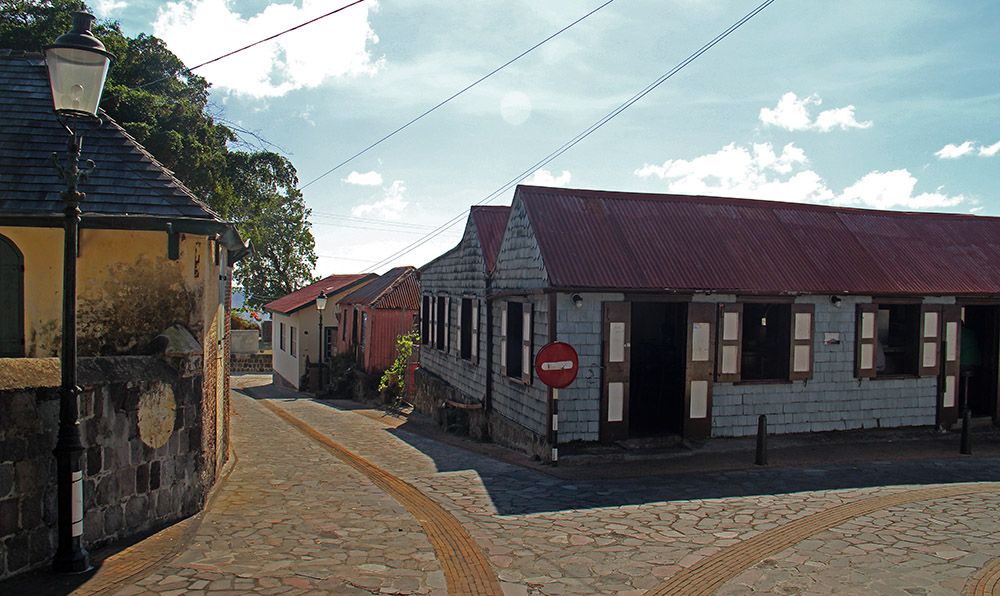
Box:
xmin=316 ymin=290 xmax=328 ymax=392
xmin=44 ymin=11 xmax=113 ymax=574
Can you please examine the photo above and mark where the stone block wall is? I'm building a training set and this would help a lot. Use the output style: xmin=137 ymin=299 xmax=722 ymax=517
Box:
xmin=231 ymin=353 xmax=271 ymax=373
xmin=0 ymin=356 xmax=209 ymax=580
xmin=412 ymin=368 xmax=488 ymax=440
xmin=712 ymin=295 xmax=940 ymax=437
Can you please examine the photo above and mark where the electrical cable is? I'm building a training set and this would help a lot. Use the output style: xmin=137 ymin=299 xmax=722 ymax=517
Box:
xmin=361 ymin=0 xmax=776 ymax=272
xmin=137 ymin=0 xmax=368 ymax=90
xmin=297 ymin=0 xmax=618 ymax=190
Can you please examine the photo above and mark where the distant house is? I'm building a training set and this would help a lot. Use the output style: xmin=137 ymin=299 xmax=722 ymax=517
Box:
xmin=337 ymin=266 xmax=420 ymax=373
xmin=0 ymin=52 xmax=248 ymax=577
xmin=417 ymin=184 xmax=1000 ymax=460
xmin=264 ymin=273 xmax=376 ymax=389
xmin=416 ymin=206 xmax=509 ymax=424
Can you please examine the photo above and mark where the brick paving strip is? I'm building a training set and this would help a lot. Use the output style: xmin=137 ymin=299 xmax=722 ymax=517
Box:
xmin=964 ymin=555 xmax=1000 ymax=595
xmin=649 ymin=482 xmax=1000 ymax=596
xmin=260 ymin=399 xmax=504 ymax=596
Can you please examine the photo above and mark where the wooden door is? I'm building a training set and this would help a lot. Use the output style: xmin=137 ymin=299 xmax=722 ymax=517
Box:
xmin=939 ymin=306 xmax=961 ymax=428
xmin=0 ymin=236 xmax=23 ymax=357
xmin=685 ymin=303 xmax=716 ymax=439
xmin=601 ymin=302 xmax=630 ymax=442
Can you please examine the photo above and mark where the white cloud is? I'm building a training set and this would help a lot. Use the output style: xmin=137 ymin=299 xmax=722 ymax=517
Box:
xmin=635 ymin=142 xmax=963 ymax=210
xmin=979 ymin=141 xmax=1000 ymax=157
xmin=836 ymin=170 xmax=963 ymax=210
xmin=759 ymin=92 xmax=872 ymax=132
xmin=93 ymin=0 xmax=128 ymax=17
xmin=352 ymin=180 xmax=409 ymax=220
xmin=523 ymin=169 xmax=572 ymax=187
xmin=935 ymin=141 xmax=976 ymax=159
xmin=343 ymin=171 xmax=383 ymax=186
xmin=154 ymin=0 xmax=382 ymax=98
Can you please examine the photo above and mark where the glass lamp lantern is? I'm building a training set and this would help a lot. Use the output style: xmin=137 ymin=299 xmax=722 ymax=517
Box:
xmin=44 ymin=12 xmax=113 ymax=118
xmin=316 ymin=290 xmax=328 ymax=311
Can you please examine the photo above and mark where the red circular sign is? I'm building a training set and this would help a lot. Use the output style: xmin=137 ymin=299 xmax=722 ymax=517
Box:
xmin=534 ymin=341 xmax=579 ymax=389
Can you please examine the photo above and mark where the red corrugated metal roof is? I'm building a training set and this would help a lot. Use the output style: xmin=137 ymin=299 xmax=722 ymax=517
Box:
xmin=471 ymin=205 xmax=510 ymax=273
xmin=263 ymin=273 xmax=374 ymax=314
xmin=339 ymin=266 xmax=420 ymax=309
xmin=517 ymin=185 xmax=1000 ymax=295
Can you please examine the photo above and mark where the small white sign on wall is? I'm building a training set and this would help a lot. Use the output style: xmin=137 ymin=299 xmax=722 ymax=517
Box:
xmin=824 ymin=332 xmax=841 ymax=345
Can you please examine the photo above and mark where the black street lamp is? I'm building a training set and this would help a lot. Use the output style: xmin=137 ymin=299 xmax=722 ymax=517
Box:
xmin=316 ymin=290 xmax=328 ymax=392
xmin=44 ymin=11 xmax=113 ymax=574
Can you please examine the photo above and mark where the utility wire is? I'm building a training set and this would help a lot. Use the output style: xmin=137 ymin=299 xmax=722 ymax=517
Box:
xmin=297 ymin=0 xmax=618 ymax=190
xmin=137 ymin=0 xmax=368 ymax=90
xmin=362 ymin=0 xmax=776 ymax=272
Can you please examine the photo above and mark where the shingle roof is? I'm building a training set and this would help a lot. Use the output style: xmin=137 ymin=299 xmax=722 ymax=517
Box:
xmin=517 ymin=184 xmax=1000 ymax=296
xmin=339 ymin=266 xmax=419 ymax=310
xmin=263 ymin=273 xmax=375 ymax=315
xmin=470 ymin=205 xmax=510 ymax=273
xmin=0 ymin=53 xmax=223 ymax=221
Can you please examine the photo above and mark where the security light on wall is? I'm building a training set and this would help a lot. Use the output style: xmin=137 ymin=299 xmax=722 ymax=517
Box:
xmin=572 ymin=294 xmax=584 ymax=309
xmin=830 ymin=295 xmax=843 ymax=308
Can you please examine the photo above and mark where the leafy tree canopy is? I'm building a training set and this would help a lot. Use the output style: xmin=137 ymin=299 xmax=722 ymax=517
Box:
xmin=1 ymin=0 xmax=317 ymax=307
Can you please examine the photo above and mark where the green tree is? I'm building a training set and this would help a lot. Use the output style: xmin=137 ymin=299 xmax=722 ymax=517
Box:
xmin=221 ymin=152 xmax=317 ymax=306
xmin=1 ymin=0 xmax=317 ymax=308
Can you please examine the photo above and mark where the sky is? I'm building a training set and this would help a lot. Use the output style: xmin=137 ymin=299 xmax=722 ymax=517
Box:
xmin=93 ymin=0 xmax=1000 ymax=277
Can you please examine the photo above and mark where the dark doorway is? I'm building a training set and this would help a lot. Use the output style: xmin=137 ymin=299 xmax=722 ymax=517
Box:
xmin=629 ymin=302 xmax=687 ymax=436
xmin=960 ymin=305 xmax=999 ymax=420
xmin=0 ymin=234 xmax=23 ymax=357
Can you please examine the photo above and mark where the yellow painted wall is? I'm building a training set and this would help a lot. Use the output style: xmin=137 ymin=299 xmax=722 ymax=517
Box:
xmin=0 ymin=226 xmax=223 ymax=359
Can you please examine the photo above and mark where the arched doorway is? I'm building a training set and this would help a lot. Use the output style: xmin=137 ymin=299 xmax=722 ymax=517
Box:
xmin=0 ymin=234 xmax=24 ymax=357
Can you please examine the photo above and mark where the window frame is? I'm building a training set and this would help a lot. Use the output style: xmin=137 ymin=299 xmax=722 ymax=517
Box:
xmin=459 ymin=297 xmax=473 ymax=361
xmin=739 ymin=302 xmax=792 ymax=383
xmin=289 ymin=325 xmax=297 ymax=357
xmin=279 ymin=322 xmax=286 ymax=351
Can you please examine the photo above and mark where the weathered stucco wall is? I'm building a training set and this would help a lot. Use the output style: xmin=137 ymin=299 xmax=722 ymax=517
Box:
xmin=0 ymin=357 xmax=210 ymax=580
xmin=0 ymin=227 xmax=220 ymax=358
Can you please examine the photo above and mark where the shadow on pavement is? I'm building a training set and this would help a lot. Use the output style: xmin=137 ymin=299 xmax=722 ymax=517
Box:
xmin=236 ymin=376 xmax=1000 ymax=516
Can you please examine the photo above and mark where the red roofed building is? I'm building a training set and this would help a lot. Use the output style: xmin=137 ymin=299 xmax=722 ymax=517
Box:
xmin=264 ymin=273 xmax=375 ymax=388
xmin=419 ymin=185 xmax=1000 ymax=461
xmin=337 ymin=266 xmax=420 ymax=373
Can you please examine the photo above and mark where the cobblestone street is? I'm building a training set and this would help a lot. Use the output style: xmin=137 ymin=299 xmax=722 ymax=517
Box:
xmin=11 ymin=376 xmax=1000 ymax=595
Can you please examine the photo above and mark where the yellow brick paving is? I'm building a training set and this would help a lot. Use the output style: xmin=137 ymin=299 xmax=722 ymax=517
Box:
xmin=965 ymin=556 xmax=1000 ymax=596
xmin=259 ymin=399 xmax=503 ymax=596
xmin=649 ymin=483 xmax=1000 ymax=595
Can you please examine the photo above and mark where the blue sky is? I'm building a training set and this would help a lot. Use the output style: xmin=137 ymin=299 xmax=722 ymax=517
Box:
xmin=93 ymin=0 xmax=999 ymax=276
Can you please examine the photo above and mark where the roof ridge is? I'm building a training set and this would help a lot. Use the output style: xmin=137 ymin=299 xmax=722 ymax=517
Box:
xmin=516 ymin=184 xmax=991 ymax=221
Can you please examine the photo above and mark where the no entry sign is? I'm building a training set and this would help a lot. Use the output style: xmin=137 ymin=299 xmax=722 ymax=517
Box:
xmin=534 ymin=341 xmax=579 ymax=389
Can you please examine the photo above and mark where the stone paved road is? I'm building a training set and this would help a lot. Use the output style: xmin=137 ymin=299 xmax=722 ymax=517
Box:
xmin=49 ymin=380 xmax=1000 ymax=595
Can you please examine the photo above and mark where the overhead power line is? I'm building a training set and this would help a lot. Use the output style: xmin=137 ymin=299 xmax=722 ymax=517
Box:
xmin=138 ymin=0 xmax=369 ymax=90
xmin=361 ymin=0 xmax=777 ymax=272
xmin=297 ymin=0 xmax=619 ymax=190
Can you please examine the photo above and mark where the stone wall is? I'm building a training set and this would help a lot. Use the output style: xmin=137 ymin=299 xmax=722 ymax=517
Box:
xmin=0 ymin=356 xmax=211 ymax=580
xmin=230 ymin=329 xmax=259 ymax=354
xmin=231 ymin=353 xmax=271 ymax=373
xmin=411 ymin=368 xmax=488 ymax=440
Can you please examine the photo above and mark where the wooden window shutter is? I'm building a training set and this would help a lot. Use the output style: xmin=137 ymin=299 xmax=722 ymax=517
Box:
xmin=471 ymin=299 xmax=480 ymax=365
xmin=716 ymin=303 xmax=742 ymax=383
xmin=855 ymin=303 xmax=878 ymax=378
xmin=446 ymin=296 xmax=453 ymax=354
xmin=521 ymin=302 xmax=533 ymax=385
xmin=419 ymin=295 xmax=425 ymax=345
xmin=500 ymin=302 xmax=508 ymax=376
xmin=919 ymin=305 xmax=942 ymax=377
xmin=430 ymin=296 xmax=437 ymax=348
xmin=789 ymin=304 xmax=815 ymax=381
xmin=939 ymin=305 xmax=961 ymax=427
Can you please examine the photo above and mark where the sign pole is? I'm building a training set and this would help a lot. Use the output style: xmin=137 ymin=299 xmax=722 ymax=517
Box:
xmin=551 ymin=388 xmax=559 ymax=465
